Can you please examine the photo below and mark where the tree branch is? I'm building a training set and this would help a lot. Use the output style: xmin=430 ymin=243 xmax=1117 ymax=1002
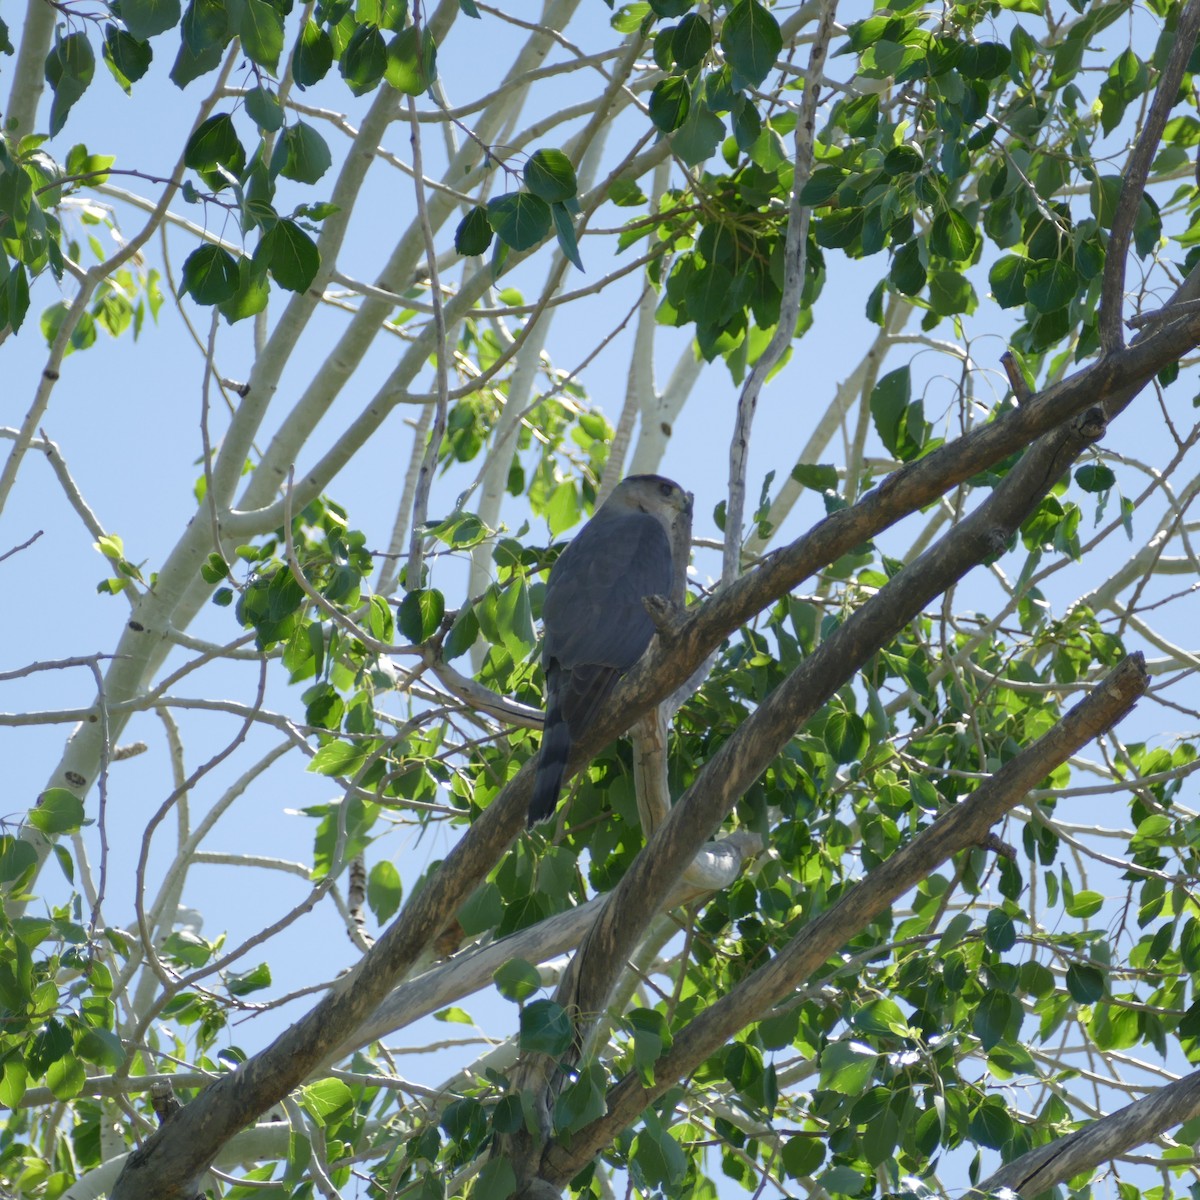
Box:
xmin=975 ymin=1062 xmax=1200 ymax=1196
xmin=1098 ymin=0 xmax=1200 ymax=352
xmin=722 ymin=0 xmax=836 ymax=583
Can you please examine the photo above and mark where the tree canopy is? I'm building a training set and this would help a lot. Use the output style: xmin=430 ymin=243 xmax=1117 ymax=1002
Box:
xmin=3 ymin=0 xmax=1200 ymax=1198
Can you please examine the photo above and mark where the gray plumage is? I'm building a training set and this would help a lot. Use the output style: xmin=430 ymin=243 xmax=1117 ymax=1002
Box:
xmin=529 ymin=475 xmax=692 ymax=826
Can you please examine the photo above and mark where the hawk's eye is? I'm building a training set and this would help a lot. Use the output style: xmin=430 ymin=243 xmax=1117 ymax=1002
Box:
xmin=659 ymin=482 xmax=673 ymax=497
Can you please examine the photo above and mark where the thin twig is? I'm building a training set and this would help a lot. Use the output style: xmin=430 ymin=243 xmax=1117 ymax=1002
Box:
xmin=200 ymin=308 xmax=224 ymax=560
xmin=404 ymin=91 xmax=451 ymax=592
xmin=0 ymin=529 xmax=43 ymax=563
xmin=85 ymin=657 xmax=111 ymax=955
xmin=722 ymin=0 xmax=838 ymax=584
xmin=133 ymin=659 xmax=270 ymax=986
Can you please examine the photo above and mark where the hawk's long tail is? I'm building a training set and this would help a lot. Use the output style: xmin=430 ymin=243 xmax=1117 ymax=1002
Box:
xmin=529 ymin=663 xmax=570 ymax=826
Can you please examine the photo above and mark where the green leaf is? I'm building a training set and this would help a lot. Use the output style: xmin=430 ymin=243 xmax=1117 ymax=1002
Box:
xmin=1066 ymin=962 xmax=1106 ymax=1003
xmin=672 ymin=12 xmax=712 ymax=69
xmin=367 ymin=594 xmax=394 ymax=641
xmin=496 ymin=577 xmax=535 ymax=659
xmin=227 ymin=962 xmax=272 ymax=995
xmin=519 ymin=999 xmax=572 ymax=1054
xmin=883 ymin=143 xmax=923 ymax=175
xmin=555 ymin=1063 xmax=608 ymax=1133
xmin=1075 ymin=463 xmax=1116 ymax=493
xmin=102 ymin=25 xmax=153 ymax=92
xmin=487 ymin=192 xmax=552 ymax=252
xmin=985 ymin=907 xmax=1016 ymax=951
xmin=171 ymin=0 xmax=230 ymax=87
xmin=927 ymin=268 xmax=976 ymax=316
xmin=307 ymin=739 xmax=371 ymax=777
xmin=1065 ymin=889 xmax=1105 ymax=918
xmin=988 ymin=255 xmax=1027 ymax=309
xmin=244 ymin=84 xmax=282 ymax=131
xmin=648 ymin=76 xmax=690 ymax=132
xmin=182 ymin=244 xmax=239 ymax=304
xmin=869 ymin=366 xmax=911 ymax=457
xmin=970 ymin=1098 xmax=1014 ymax=1149
xmin=1025 ymin=258 xmax=1077 ymax=312
xmin=0 ymin=836 xmax=38 ymax=887
xmin=1099 ymin=49 xmax=1147 ymax=135
xmin=218 ymin=256 xmax=270 ymax=323
xmin=823 ymin=705 xmax=867 ymax=764
xmin=200 ymin=551 xmax=230 ymax=583
xmin=443 ymin=606 xmax=480 ymax=659
xmin=608 ymin=178 xmax=647 ymax=207
xmin=929 ymin=208 xmax=977 ymax=262
xmin=791 ymin=462 xmax=838 ymax=492
xmin=959 ymin=40 xmax=1011 ymax=78
xmin=455 ymin=882 xmax=500 ymax=936
xmin=255 ymin=218 xmax=320 ymax=291
xmin=494 ymin=957 xmax=541 ymax=1002
xmin=672 ymin=104 xmax=725 ymax=166
xmin=45 ymin=32 xmax=96 ymax=137
xmin=546 ymin=481 xmax=581 ymax=536
xmin=66 ymin=143 xmax=113 ymax=190
xmin=367 ymin=860 xmax=402 ymax=923
xmin=524 ymin=148 xmax=577 ymax=204
xmin=271 ymin=121 xmax=332 ymax=184
xmin=474 ymin=1158 xmax=516 ymax=1200
xmin=988 ymin=1040 xmax=1036 ymax=1077
xmin=731 ymin=94 xmax=761 ymax=151
xmin=0 ymin=1059 xmax=27 ymax=1109
xmin=455 ymin=205 xmax=492 ymax=256
xmin=2 ymin=260 xmax=30 ymax=335
xmin=782 ymin=1135 xmax=825 ymax=1179
xmin=398 ymin=588 xmax=444 ymax=641
xmin=293 ymin=19 xmax=333 ymax=87
xmin=852 ymin=998 xmax=908 ymax=1037
xmin=973 ymin=989 xmax=1016 ymax=1050
xmin=46 ymin=1054 xmax=86 ymax=1100
xmin=357 ymin=0 xmax=408 ymax=31
xmin=120 ymin=0 xmax=181 ymax=40
xmin=889 ymin=240 xmax=926 ymax=295
xmin=551 ymin=202 xmax=583 ymax=271
xmin=184 ymin=112 xmax=245 ymax=189
xmin=301 ymin=1078 xmax=354 ymax=1126
xmin=818 ymin=1040 xmax=877 ymax=1093
xmin=340 ymin=23 xmax=387 ymax=96
xmin=720 ymin=0 xmax=782 ymax=87
xmin=633 ymin=1113 xmax=687 ymax=1190
xmin=239 ymin=0 xmax=283 ymax=69
xmin=385 ymin=25 xmax=436 ymax=94
xmin=28 ymin=789 xmax=85 ymax=835
xmin=1090 ymin=175 xmax=1122 ymax=229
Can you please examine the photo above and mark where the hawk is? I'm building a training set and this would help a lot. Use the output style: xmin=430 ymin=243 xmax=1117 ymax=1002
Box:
xmin=529 ymin=474 xmax=692 ymax=826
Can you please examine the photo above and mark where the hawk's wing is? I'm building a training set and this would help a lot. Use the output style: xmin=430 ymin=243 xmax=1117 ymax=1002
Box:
xmin=543 ymin=511 xmax=673 ymax=673
xmin=543 ymin=512 xmax=672 ymax=731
